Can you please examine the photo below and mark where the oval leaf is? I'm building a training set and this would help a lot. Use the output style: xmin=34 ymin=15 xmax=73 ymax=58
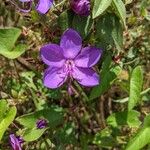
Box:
xmin=126 ymin=115 xmax=150 ymax=150
xmin=128 ymin=66 xmax=143 ymax=111
xmin=112 ymin=0 xmax=126 ymax=27
xmin=23 ymin=128 xmax=48 ymax=142
xmin=0 ymin=106 xmax=17 ymax=140
xmin=90 ymin=54 xmax=122 ymax=100
xmin=0 ymin=28 xmax=26 ymax=59
xmin=107 ymin=110 xmax=141 ymax=128
xmin=92 ymin=0 xmax=112 ymax=19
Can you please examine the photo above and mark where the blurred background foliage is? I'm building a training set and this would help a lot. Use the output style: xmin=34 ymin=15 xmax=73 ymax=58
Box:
xmin=0 ymin=0 xmax=150 ymax=149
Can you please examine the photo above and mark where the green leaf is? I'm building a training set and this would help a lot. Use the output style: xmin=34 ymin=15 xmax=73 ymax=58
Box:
xmin=90 ymin=55 xmax=122 ymax=100
xmin=143 ymin=114 xmax=150 ymax=127
xmin=54 ymin=123 xmax=77 ymax=145
xmin=23 ymin=128 xmax=48 ymax=142
xmin=0 ymin=28 xmax=21 ymax=50
xmin=93 ymin=128 xmax=117 ymax=148
xmin=107 ymin=110 xmax=141 ymax=127
xmin=0 ymin=44 xmax=26 ymax=59
xmin=16 ymin=106 xmax=64 ymax=129
xmin=0 ymin=106 xmax=17 ymax=140
xmin=128 ymin=66 xmax=143 ymax=111
xmin=112 ymin=16 xmax=123 ymax=51
xmin=0 ymin=28 xmax=26 ymax=59
xmin=125 ymin=115 xmax=150 ymax=150
xmin=112 ymin=0 xmax=126 ymax=27
xmin=58 ymin=10 xmax=73 ymax=31
xmin=92 ymin=0 xmax=112 ymax=19
xmin=0 ymin=100 xmax=7 ymax=122
xmin=95 ymin=13 xmax=123 ymax=50
xmin=72 ymin=15 xmax=93 ymax=38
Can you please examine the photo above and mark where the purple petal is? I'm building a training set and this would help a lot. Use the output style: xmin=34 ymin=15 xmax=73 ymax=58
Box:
xmin=36 ymin=119 xmax=47 ymax=129
xmin=43 ymin=67 xmax=67 ymax=89
xmin=40 ymin=44 xmax=65 ymax=67
xmin=9 ymin=134 xmax=22 ymax=150
xmin=74 ymin=46 xmax=102 ymax=68
xmin=72 ymin=67 xmax=99 ymax=86
xmin=60 ymin=29 xmax=82 ymax=59
xmin=70 ymin=0 xmax=90 ymax=16
xmin=36 ymin=0 xmax=53 ymax=14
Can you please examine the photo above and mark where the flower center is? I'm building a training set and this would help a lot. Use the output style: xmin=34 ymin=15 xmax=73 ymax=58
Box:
xmin=65 ymin=59 xmax=75 ymax=74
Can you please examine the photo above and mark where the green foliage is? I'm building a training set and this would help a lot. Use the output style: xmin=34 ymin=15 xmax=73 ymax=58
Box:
xmin=92 ymin=0 xmax=112 ymax=19
xmin=90 ymin=54 xmax=122 ymax=100
xmin=128 ymin=66 xmax=143 ymax=110
xmin=0 ymin=28 xmax=26 ymax=59
xmin=58 ymin=10 xmax=73 ymax=31
xmin=54 ymin=123 xmax=77 ymax=146
xmin=16 ymin=106 xmax=64 ymax=141
xmin=93 ymin=128 xmax=117 ymax=148
xmin=0 ymin=100 xmax=17 ymax=140
xmin=16 ymin=106 xmax=64 ymax=129
xmin=126 ymin=115 xmax=150 ymax=150
xmin=0 ymin=100 xmax=7 ymax=122
xmin=72 ymin=15 xmax=93 ymax=38
xmin=95 ymin=13 xmax=123 ymax=50
xmin=107 ymin=110 xmax=141 ymax=128
xmin=140 ymin=0 xmax=150 ymax=20
xmin=23 ymin=128 xmax=48 ymax=142
xmin=0 ymin=0 xmax=150 ymax=149
xmin=112 ymin=0 xmax=126 ymax=27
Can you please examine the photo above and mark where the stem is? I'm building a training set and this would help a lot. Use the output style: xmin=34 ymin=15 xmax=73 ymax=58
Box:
xmin=52 ymin=3 xmax=61 ymax=14
xmin=12 ymin=122 xmax=20 ymax=130
xmin=141 ymin=88 xmax=150 ymax=95
xmin=13 ymin=60 xmax=21 ymax=84
xmin=29 ymin=89 xmax=39 ymax=110
xmin=98 ymin=96 xmax=106 ymax=128
xmin=55 ymin=0 xmax=67 ymax=8
xmin=73 ymin=81 xmax=89 ymax=102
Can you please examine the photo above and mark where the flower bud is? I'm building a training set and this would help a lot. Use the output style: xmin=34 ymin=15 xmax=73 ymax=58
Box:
xmin=70 ymin=0 xmax=90 ymax=16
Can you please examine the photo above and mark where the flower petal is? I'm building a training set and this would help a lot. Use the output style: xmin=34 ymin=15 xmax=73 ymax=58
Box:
xmin=43 ymin=67 xmax=67 ymax=89
xmin=74 ymin=46 xmax=102 ymax=68
xmin=60 ymin=29 xmax=82 ymax=59
xmin=40 ymin=44 xmax=65 ymax=67
xmin=36 ymin=0 xmax=53 ymax=14
xmin=70 ymin=0 xmax=90 ymax=16
xmin=72 ymin=67 xmax=99 ymax=86
xmin=9 ymin=134 xmax=22 ymax=150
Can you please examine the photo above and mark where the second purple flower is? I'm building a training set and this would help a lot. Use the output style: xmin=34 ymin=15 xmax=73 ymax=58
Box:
xmin=70 ymin=0 xmax=90 ymax=16
xmin=18 ymin=0 xmax=53 ymax=14
xmin=40 ymin=28 xmax=102 ymax=89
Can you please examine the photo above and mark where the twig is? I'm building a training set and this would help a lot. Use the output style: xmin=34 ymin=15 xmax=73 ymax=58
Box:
xmin=73 ymin=81 xmax=89 ymax=102
xmin=17 ymin=57 xmax=36 ymax=71
xmin=98 ymin=96 xmax=106 ymax=129
xmin=13 ymin=60 xmax=21 ymax=84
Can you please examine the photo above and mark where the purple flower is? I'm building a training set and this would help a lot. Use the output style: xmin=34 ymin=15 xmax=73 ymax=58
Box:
xmin=70 ymin=0 xmax=90 ymax=16
xmin=36 ymin=119 xmax=47 ymax=129
xmin=40 ymin=28 xmax=102 ymax=89
xmin=9 ymin=134 xmax=24 ymax=150
xmin=16 ymin=0 xmax=53 ymax=14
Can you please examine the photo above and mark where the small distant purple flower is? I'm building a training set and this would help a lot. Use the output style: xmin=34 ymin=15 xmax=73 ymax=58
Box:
xmin=13 ymin=0 xmax=53 ymax=14
xmin=40 ymin=28 xmax=102 ymax=89
xmin=36 ymin=119 xmax=47 ymax=129
xmin=9 ymin=134 xmax=24 ymax=150
xmin=70 ymin=0 xmax=90 ymax=16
